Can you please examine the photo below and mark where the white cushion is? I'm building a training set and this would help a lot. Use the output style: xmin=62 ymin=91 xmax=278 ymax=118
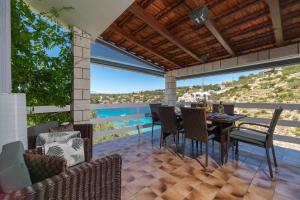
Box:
xmin=36 ymin=131 xmax=81 ymax=146
xmin=43 ymin=138 xmax=85 ymax=167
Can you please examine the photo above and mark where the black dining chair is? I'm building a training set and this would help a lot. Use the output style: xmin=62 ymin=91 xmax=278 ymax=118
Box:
xmin=191 ymin=103 xmax=204 ymax=108
xmin=149 ymin=103 xmax=162 ymax=141
xmin=181 ymin=107 xmax=216 ymax=167
xmin=158 ymin=106 xmax=181 ymax=151
xmin=212 ymin=103 xmax=235 ymax=115
xmin=229 ymin=107 xmax=283 ymax=178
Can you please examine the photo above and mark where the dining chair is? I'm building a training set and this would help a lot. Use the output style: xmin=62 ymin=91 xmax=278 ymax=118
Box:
xmin=229 ymin=107 xmax=283 ymax=178
xmin=149 ymin=103 xmax=162 ymax=141
xmin=158 ymin=106 xmax=180 ymax=151
xmin=212 ymin=103 xmax=235 ymax=115
xmin=181 ymin=107 xmax=216 ymax=167
xmin=191 ymin=103 xmax=204 ymax=108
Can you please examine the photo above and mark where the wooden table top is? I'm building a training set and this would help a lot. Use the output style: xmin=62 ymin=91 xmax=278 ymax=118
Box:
xmin=176 ymin=112 xmax=246 ymax=124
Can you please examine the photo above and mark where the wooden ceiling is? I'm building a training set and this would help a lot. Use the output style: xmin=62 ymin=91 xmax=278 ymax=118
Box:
xmin=101 ymin=0 xmax=300 ymax=71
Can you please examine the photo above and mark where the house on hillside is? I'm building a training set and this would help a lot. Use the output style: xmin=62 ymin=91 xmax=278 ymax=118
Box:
xmin=261 ymin=67 xmax=283 ymax=75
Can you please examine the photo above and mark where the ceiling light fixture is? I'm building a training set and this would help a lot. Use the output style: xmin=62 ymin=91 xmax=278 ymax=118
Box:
xmin=189 ymin=6 xmax=209 ymax=25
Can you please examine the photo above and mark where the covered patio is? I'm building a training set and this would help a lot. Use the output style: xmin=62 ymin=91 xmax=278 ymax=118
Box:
xmin=1 ymin=0 xmax=300 ymax=199
xmin=94 ymin=129 xmax=300 ymax=200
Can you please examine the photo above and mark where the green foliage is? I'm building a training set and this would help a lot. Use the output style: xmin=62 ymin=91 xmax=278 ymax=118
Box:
xmin=205 ymin=84 xmax=221 ymax=91
xmin=90 ymin=110 xmax=130 ymax=144
xmin=241 ymin=109 xmax=248 ymax=114
xmin=93 ymin=122 xmax=115 ymax=132
xmin=263 ymin=76 xmax=274 ymax=81
xmin=27 ymin=112 xmax=71 ymax=126
xmin=282 ymin=65 xmax=300 ymax=76
xmin=294 ymin=128 xmax=300 ymax=137
xmin=241 ymin=84 xmax=250 ymax=89
xmin=275 ymin=74 xmax=282 ymax=79
xmin=11 ymin=0 xmax=73 ymax=124
xmin=274 ymin=86 xmax=284 ymax=93
xmin=259 ymin=82 xmax=275 ymax=89
xmin=93 ymin=133 xmax=131 ymax=144
xmin=287 ymin=78 xmax=300 ymax=89
xmin=91 ymin=111 xmax=115 ymax=132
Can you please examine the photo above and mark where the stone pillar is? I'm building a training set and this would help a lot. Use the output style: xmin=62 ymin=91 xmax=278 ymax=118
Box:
xmin=71 ymin=27 xmax=91 ymax=124
xmin=0 ymin=0 xmax=11 ymax=93
xmin=164 ymin=72 xmax=177 ymax=106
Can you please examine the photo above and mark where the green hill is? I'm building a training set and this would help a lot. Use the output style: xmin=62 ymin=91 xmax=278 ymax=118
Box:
xmin=91 ymin=65 xmax=300 ymax=105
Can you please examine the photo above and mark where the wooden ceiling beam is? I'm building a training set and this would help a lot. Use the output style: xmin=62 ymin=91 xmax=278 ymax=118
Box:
xmin=110 ymin=24 xmax=181 ymax=68
xmin=143 ymin=15 xmax=191 ymax=44
xmin=206 ymin=0 xmax=226 ymax=9
xmin=129 ymin=2 xmax=204 ymax=63
xmin=232 ymin=32 xmax=274 ymax=46
xmin=280 ymin=0 xmax=299 ymax=8
xmin=132 ymin=0 xmax=185 ymax=36
xmin=265 ymin=0 xmax=284 ymax=46
xmin=222 ymin=9 xmax=269 ymax=32
xmin=118 ymin=13 xmax=133 ymax=27
xmin=185 ymin=0 xmax=235 ymax=56
xmin=230 ymin=21 xmax=272 ymax=38
xmin=205 ymin=19 xmax=235 ymax=56
xmin=214 ymin=0 xmax=260 ymax=21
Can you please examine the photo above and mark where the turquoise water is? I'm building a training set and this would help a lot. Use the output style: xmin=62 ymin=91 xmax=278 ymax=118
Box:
xmin=95 ymin=106 xmax=154 ymax=131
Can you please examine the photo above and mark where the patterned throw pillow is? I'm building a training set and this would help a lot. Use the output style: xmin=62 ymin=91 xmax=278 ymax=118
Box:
xmin=43 ymin=138 xmax=85 ymax=167
xmin=36 ymin=131 xmax=81 ymax=147
xmin=49 ymin=123 xmax=74 ymax=132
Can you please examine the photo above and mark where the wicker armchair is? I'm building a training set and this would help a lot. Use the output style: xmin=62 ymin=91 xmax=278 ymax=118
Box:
xmin=1 ymin=153 xmax=122 ymax=200
xmin=27 ymin=123 xmax=93 ymax=162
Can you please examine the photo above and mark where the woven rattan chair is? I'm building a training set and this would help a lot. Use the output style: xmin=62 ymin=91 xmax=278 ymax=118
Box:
xmin=212 ymin=103 xmax=235 ymax=115
xmin=191 ymin=103 xmax=204 ymax=108
xmin=27 ymin=123 xmax=93 ymax=162
xmin=149 ymin=103 xmax=162 ymax=141
xmin=181 ymin=107 xmax=216 ymax=167
xmin=2 ymin=152 xmax=122 ymax=200
xmin=159 ymin=106 xmax=180 ymax=151
xmin=229 ymin=108 xmax=283 ymax=178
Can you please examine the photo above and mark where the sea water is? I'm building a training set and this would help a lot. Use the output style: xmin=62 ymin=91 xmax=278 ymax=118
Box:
xmin=95 ymin=106 xmax=158 ymax=135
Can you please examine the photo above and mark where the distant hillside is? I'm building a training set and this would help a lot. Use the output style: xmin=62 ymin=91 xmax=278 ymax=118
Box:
xmin=91 ymin=89 xmax=165 ymax=104
xmin=214 ymin=65 xmax=300 ymax=104
xmin=91 ymin=65 xmax=300 ymax=105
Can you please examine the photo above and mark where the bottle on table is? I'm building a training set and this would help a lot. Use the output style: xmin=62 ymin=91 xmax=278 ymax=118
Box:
xmin=218 ymin=101 xmax=224 ymax=114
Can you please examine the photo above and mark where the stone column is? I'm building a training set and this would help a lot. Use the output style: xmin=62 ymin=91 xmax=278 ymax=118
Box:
xmin=0 ymin=0 xmax=11 ymax=93
xmin=164 ymin=72 xmax=177 ymax=106
xmin=71 ymin=27 xmax=91 ymax=124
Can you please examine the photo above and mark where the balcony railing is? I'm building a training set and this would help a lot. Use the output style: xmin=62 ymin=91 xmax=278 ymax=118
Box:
xmin=90 ymin=103 xmax=153 ymax=139
xmin=27 ymin=102 xmax=300 ymax=143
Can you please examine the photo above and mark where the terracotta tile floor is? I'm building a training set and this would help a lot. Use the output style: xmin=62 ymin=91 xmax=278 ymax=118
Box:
xmin=93 ymin=130 xmax=300 ymax=200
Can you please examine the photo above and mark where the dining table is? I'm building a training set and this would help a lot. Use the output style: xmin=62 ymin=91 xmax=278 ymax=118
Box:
xmin=176 ymin=111 xmax=246 ymax=164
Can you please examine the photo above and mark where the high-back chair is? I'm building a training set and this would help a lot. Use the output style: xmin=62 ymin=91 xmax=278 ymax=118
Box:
xmin=229 ymin=107 xmax=283 ymax=178
xmin=212 ymin=103 xmax=235 ymax=115
xmin=149 ymin=103 xmax=162 ymax=141
xmin=158 ymin=106 xmax=179 ymax=150
xmin=181 ymin=107 xmax=215 ymax=167
xmin=191 ymin=103 xmax=204 ymax=108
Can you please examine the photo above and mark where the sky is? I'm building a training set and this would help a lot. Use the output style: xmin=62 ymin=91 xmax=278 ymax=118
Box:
xmin=90 ymin=42 xmax=261 ymax=93
xmin=91 ymin=63 xmax=260 ymax=94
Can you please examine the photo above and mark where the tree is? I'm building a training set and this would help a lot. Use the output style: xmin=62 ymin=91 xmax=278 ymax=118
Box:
xmin=11 ymin=0 xmax=73 ymax=124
